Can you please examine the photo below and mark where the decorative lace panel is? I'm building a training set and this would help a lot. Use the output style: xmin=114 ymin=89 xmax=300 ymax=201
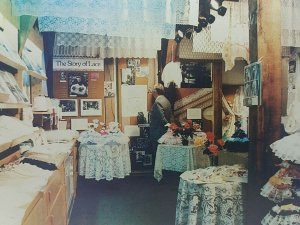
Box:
xmin=175 ymin=0 xmax=199 ymax=26
xmin=12 ymin=0 xmax=200 ymax=38
xmin=11 ymin=0 xmax=175 ymax=21
xmin=179 ymin=39 xmax=222 ymax=60
xmin=53 ymin=32 xmax=160 ymax=58
xmin=190 ymin=0 xmax=249 ymax=71
xmin=281 ymin=0 xmax=300 ymax=47
xmin=53 ymin=46 xmax=158 ymax=58
xmin=12 ymin=0 xmax=198 ymax=25
xmin=38 ymin=16 xmax=176 ymax=39
xmin=192 ymin=27 xmax=224 ymax=54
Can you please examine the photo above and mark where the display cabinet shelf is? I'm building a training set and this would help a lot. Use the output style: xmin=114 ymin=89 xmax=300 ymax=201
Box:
xmin=0 ymin=102 xmax=31 ymax=109
xmin=0 ymin=129 xmax=40 ymax=153
xmin=27 ymin=70 xmax=47 ymax=80
xmin=0 ymin=53 xmax=27 ymax=71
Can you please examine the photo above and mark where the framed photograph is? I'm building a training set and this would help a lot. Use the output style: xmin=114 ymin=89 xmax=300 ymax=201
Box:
xmin=59 ymin=99 xmax=78 ymax=116
xmin=289 ymin=60 xmax=296 ymax=73
xmin=104 ymin=81 xmax=115 ymax=97
xmin=135 ymin=150 xmax=145 ymax=163
xmin=80 ymin=99 xmax=102 ymax=116
xmin=68 ymin=72 xmax=88 ymax=97
xmin=59 ymin=72 xmax=67 ymax=82
xmin=143 ymin=154 xmax=152 ymax=166
xmin=243 ymin=62 xmax=262 ymax=106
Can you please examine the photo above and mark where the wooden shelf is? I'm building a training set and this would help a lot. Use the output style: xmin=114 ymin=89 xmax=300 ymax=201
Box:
xmin=0 ymin=129 xmax=40 ymax=154
xmin=0 ymin=141 xmax=11 ymax=153
xmin=33 ymin=111 xmax=51 ymax=115
xmin=0 ymin=53 xmax=27 ymax=71
xmin=0 ymin=102 xmax=31 ymax=109
xmin=27 ymin=70 xmax=47 ymax=80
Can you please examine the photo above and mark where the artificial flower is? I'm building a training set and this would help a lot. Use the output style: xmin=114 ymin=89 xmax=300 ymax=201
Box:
xmin=206 ymin=132 xmax=215 ymax=142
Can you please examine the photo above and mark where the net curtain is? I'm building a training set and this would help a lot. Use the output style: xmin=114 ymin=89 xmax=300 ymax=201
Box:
xmin=11 ymin=0 xmax=200 ymax=39
xmin=192 ymin=0 xmax=249 ymax=71
xmin=53 ymin=33 xmax=161 ymax=58
xmin=281 ymin=0 xmax=300 ymax=47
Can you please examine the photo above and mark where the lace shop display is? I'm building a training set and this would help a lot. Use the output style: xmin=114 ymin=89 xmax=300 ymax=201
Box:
xmin=0 ymin=115 xmax=38 ymax=141
xmin=0 ymin=32 xmax=27 ymax=69
xmin=281 ymin=0 xmax=300 ymax=47
xmin=0 ymin=162 xmax=52 ymax=225
xmin=175 ymin=165 xmax=247 ymax=225
xmin=154 ymin=144 xmax=209 ymax=182
xmin=0 ymin=70 xmax=29 ymax=104
xmin=77 ymin=128 xmax=131 ymax=181
xmin=12 ymin=0 xmax=199 ymax=39
xmin=270 ymin=132 xmax=300 ymax=164
xmin=78 ymin=142 xmax=131 ymax=181
xmin=53 ymin=32 xmax=162 ymax=58
xmin=261 ymin=204 xmax=300 ymax=225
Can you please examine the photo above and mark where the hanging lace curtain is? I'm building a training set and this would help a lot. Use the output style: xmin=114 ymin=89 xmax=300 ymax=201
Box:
xmin=281 ymin=0 xmax=300 ymax=47
xmin=11 ymin=0 xmax=199 ymax=39
xmin=53 ymin=32 xmax=161 ymax=58
xmin=192 ymin=0 xmax=249 ymax=71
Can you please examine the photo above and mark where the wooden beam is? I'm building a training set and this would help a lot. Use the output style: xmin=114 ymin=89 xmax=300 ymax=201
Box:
xmin=212 ymin=61 xmax=223 ymax=139
xmin=248 ymin=0 xmax=282 ymax=174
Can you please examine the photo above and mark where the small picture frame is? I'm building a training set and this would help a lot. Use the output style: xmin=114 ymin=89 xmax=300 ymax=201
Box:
xmin=135 ymin=150 xmax=145 ymax=163
xmin=80 ymin=99 xmax=102 ymax=116
xmin=289 ymin=60 xmax=296 ymax=73
xmin=59 ymin=99 xmax=78 ymax=117
xmin=143 ymin=154 xmax=152 ymax=166
xmin=104 ymin=81 xmax=115 ymax=97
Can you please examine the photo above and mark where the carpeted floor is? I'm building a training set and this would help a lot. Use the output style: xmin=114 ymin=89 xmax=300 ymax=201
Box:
xmin=69 ymin=170 xmax=272 ymax=225
xmin=69 ymin=171 xmax=181 ymax=225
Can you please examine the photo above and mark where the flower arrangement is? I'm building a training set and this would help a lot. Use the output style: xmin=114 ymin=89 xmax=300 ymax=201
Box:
xmin=169 ymin=119 xmax=196 ymax=145
xmin=203 ymin=132 xmax=225 ymax=156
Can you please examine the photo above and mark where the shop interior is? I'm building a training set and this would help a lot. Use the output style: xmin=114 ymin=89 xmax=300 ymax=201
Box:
xmin=0 ymin=1 xmax=300 ymax=225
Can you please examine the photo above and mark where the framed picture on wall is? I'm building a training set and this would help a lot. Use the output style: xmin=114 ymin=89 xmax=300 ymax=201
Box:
xmin=59 ymin=99 xmax=78 ymax=116
xmin=80 ymin=99 xmax=102 ymax=116
xmin=143 ymin=154 xmax=152 ymax=166
xmin=104 ymin=81 xmax=115 ymax=97
xmin=68 ymin=72 xmax=88 ymax=97
xmin=243 ymin=62 xmax=262 ymax=106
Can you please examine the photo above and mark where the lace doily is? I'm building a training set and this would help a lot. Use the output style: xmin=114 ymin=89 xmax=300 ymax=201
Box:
xmin=270 ymin=132 xmax=300 ymax=163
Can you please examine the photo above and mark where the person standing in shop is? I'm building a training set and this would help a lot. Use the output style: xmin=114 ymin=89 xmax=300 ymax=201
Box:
xmin=149 ymin=83 xmax=174 ymax=161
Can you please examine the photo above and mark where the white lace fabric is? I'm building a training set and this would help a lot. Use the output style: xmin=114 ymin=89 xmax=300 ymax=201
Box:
xmin=12 ymin=0 xmax=199 ymax=39
xmin=281 ymin=0 xmax=300 ymax=47
xmin=261 ymin=204 xmax=300 ymax=225
xmin=270 ymin=132 xmax=300 ymax=163
xmin=191 ymin=0 xmax=249 ymax=71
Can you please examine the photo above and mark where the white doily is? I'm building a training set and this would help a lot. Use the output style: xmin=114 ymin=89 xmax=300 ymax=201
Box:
xmin=270 ymin=132 xmax=300 ymax=163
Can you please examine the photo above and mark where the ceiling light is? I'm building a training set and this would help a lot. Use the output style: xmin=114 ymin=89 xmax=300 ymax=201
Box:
xmin=185 ymin=31 xmax=192 ymax=39
xmin=206 ymin=14 xmax=215 ymax=24
xmin=210 ymin=4 xmax=227 ymax=16
xmin=198 ymin=18 xmax=208 ymax=28
xmin=194 ymin=25 xmax=202 ymax=33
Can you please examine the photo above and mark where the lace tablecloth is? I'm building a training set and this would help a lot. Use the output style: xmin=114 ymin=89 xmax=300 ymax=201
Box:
xmin=78 ymin=142 xmax=131 ymax=181
xmin=175 ymin=167 xmax=245 ymax=225
xmin=154 ymin=144 xmax=209 ymax=181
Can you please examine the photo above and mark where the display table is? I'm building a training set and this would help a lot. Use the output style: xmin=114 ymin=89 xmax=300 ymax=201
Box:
xmin=175 ymin=165 xmax=247 ymax=225
xmin=78 ymin=142 xmax=131 ymax=181
xmin=154 ymin=144 xmax=209 ymax=181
